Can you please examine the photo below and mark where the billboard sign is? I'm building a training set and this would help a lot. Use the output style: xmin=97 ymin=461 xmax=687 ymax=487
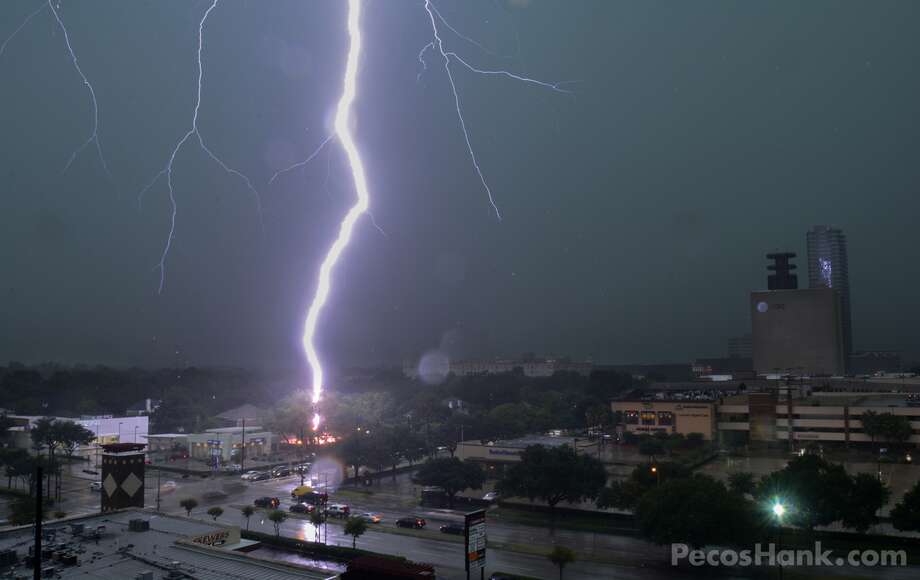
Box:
xmin=465 ymin=509 xmax=486 ymax=572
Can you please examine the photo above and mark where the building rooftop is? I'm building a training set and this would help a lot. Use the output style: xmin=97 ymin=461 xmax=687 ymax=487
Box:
xmin=0 ymin=510 xmax=332 ymax=579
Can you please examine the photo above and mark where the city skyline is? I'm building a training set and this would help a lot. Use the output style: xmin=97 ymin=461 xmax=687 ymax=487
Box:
xmin=1 ymin=1 xmax=919 ymax=369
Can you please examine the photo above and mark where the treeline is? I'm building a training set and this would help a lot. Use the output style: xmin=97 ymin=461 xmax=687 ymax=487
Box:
xmin=0 ymin=363 xmax=284 ymax=433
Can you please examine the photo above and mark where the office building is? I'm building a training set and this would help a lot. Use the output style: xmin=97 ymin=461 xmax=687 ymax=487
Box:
xmin=751 ymin=288 xmax=845 ymax=376
xmin=807 ymin=225 xmax=852 ymax=357
xmin=751 ymin=253 xmax=845 ymax=376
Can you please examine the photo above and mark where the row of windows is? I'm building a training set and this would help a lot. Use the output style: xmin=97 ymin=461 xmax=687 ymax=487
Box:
xmin=623 ymin=411 xmax=674 ymax=426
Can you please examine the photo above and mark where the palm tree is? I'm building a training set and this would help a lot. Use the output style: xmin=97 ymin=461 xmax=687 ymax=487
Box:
xmin=240 ymin=505 xmax=255 ymax=530
xmin=267 ymin=509 xmax=287 ymax=537
xmin=548 ymin=546 xmax=576 ymax=580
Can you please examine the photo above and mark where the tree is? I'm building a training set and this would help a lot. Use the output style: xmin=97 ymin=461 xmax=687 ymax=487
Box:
xmin=240 ymin=505 xmax=255 ymax=530
xmin=891 ymin=481 xmax=920 ymax=532
xmin=179 ymin=498 xmax=198 ymax=517
xmin=338 ymin=434 xmax=368 ymax=483
xmin=498 ymin=445 xmax=606 ymax=526
xmin=860 ymin=411 xmax=913 ymax=447
xmin=7 ymin=495 xmax=46 ymax=527
xmin=755 ymin=455 xmax=853 ymax=532
xmin=267 ymin=509 xmax=287 ymax=537
xmin=637 ymin=437 xmax=665 ymax=460
xmin=842 ymin=473 xmax=890 ymax=533
xmin=727 ymin=472 xmax=757 ymax=496
xmin=55 ymin=421 xmax=96 ymax=461
xmin=597 ymin=462 xmax=689 ymax=511
xmin=547 ymin=546 xmax=576 ymax=580
xmin=0 ymin=413 xmax=14 ymax=445
xmin=207 ymin=506 xmax=224 ymax=521
xmin=413 ymin=457 xmax=484 ymax=508
xmin=636 ymin=475 xmax=758 ymax=548
xmin=344 ymin=516 xmax=368 ymax=549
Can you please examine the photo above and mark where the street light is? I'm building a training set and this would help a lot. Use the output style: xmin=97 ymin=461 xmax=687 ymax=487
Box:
xmin=651 ymin=464 xmax=660 ymax=487
xmin=118 ymin=422 xmax=123 ymax=442
xmin=134 ymin=425 xmax=139 ymax=443
xmin=771 ymin=501 xmax=787 ymax=580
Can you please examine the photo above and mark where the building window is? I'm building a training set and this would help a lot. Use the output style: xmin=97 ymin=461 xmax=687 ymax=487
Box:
xmin=640 ymin=411 xmax=656 ymax=426
xmin=624 ymin=411 xmax=639 ymax=425
xmin=657 ymin=411 xmax=674 ymax=426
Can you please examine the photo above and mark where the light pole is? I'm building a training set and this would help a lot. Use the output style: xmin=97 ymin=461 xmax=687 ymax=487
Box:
xmin=772 ymin=501 xmax=786 ymax=580
xmin=134 ymin=425 xmax=139 ymax=443
xmin=118 ymin=422 xmax=123 ymax=442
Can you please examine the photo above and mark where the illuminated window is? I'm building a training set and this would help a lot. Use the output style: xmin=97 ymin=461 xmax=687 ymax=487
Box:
xmin=624 ymin=411 xmax=639 ymax=425
xmin=657 ymin=411 xmax=674 ymax=426
xmin=640 ymin=411 xmax=656 ymax=426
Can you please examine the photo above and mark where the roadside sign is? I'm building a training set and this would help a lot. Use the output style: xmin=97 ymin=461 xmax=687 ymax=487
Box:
xmin=464 ymin=509 xmax=486 ymax=575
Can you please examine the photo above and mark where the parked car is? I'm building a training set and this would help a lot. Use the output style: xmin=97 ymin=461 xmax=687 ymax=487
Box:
xmin=250 ymin=472 xmax=271 ymax=482
xmin=240 ymin=471 xmax=261 ymax=480
xmin=359 ymin=512 xmax=382 ymax=524
xmin=254 ymin=497 xmax=280 ymax=509
xmin=395 ymin=516 xmax=426 ymax=529
xmin=89 ymin=481 xmax=102 ymax=492
xmin=271 ymin=466 xmax=291 ymax=478
xmin=482 ymin=491 xmax=500 ymax=502
xmin=439 ymin=523 xmax=464 ymax=535
xmin=161 ymin=481 xmax=177 ymax=494
xmin=289 ymin=503 xmax=315 ymax=514
xmin=327 ymin=504 xmax=351 ymax=518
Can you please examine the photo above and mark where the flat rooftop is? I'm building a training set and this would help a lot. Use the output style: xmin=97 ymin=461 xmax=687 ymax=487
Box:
xmin=0 ymin=510 xmax=332 ymax=579
xmin=464 ymin=435 xmax=591 ymax=448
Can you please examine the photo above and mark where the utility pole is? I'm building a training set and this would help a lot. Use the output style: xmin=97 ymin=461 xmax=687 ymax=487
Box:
xmin=156 ymin=468 xmax=162 ymax=512
xmin=33 ymin=465 xmax=42 ymax=580
xmin=240 ymin=418 xmax=246 ymax=472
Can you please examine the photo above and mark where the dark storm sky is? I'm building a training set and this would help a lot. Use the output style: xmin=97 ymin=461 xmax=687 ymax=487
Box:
xmin=1 ymin=0 xmax=918 ymax=370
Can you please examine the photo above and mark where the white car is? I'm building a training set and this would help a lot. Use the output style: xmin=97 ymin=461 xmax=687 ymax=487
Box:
xmin=161 ymin=481 xmax=177 ymax=494
xmin=240 ymin=471 xmax=261 ymax=480
xmin=89 ymin=481 xmax=103 ymax=491
xmin=482 ymin=491 xmax=500 ymax=502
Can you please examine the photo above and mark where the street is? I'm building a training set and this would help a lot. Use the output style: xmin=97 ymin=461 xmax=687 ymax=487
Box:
xmin=36 ymin=458 xmax=917 ymax=579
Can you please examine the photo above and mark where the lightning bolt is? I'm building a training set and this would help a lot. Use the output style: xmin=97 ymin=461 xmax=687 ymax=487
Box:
xmin=0 ymin=2 xmax=47 ymax=60
xmin=303 ymin=0 xmax=371 ymax=431
xmin=138 ymin=0 xmax=262 ymax=294
xmin=420 ymin=0 xmax=575 ymax=220
xmin=2 ymin=1 xmax=113 ymax=178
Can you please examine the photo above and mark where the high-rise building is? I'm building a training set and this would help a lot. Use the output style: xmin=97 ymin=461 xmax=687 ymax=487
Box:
xmin=807 ymin=226 xmax=852 ymax=357
xmin=766 ymin=252 xmax=798 ymax=290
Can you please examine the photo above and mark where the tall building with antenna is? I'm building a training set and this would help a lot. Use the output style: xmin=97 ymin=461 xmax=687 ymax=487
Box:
xmin=806 ymin=226 xmax=852 ymax=358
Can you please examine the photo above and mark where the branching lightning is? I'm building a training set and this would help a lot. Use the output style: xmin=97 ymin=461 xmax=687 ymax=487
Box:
xmin=303 ymin=0 xmax=371 ymax=431
xmin=138 ymin=0 xmax=262 ymax=294
xmin=0 ymin=2 xmax=47 ymax=60
xmin=420 ymin=0 xmax=574 ymax=220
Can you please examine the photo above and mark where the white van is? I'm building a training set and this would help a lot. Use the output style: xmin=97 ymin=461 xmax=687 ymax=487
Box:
xmin=327 ymin=504 xmax=350 ymax=518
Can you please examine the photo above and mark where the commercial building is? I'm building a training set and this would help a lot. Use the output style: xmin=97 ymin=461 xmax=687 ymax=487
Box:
xmin=611 ymin=401 xmax=717 ymax=440
xmin=457 ymin=435 xmax=598 ymax=473
xmin=0 ymin=510 xmax=332 ymax=579
xmin=751 ymin=287 xmax=846 ymax=376
xmin=4 ymin=415 xmax=148 ymax=464
xmin=187 ymin=426 xmax=274 ymax=464
xmin=807 ymin=225 xmax=852 ymax=357
xmin=614 ymin=391 xmax=920 ymax=446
